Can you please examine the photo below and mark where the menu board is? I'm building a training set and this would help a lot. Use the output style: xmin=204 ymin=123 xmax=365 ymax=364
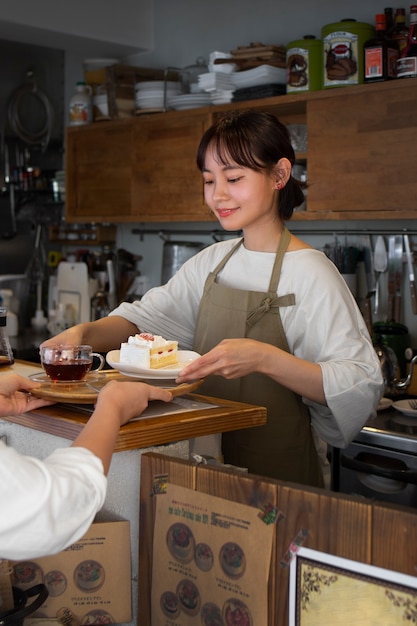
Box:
xmin=151 ymin=483 xmax=274 ymax=626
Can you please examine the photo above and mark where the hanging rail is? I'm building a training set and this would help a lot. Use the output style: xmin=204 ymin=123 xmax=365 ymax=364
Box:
xmin=131 ymin=226 xmax=417 ymax=240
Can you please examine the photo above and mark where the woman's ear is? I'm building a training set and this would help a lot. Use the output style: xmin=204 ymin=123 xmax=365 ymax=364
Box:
xmin=274 ymin=158 xmax=292 ymax=187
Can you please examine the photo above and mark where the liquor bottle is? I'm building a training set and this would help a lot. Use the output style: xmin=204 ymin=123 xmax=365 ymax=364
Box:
xmin=385 ymin=7 xmax=394 ymax=31
xmin=364 ymin=13 xmax=399 ymax=82
xmin=387 ymin=8 xmax=409 ymax=53
xmin=397 ymin=5 xmax=417 ymax=77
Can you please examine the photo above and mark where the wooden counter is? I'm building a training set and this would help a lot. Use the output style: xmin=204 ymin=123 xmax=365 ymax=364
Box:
xmin=2 ymin=361 xmax=267 ymax=452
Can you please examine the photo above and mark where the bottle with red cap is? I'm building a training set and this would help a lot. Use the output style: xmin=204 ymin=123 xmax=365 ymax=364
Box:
xmin=364 ymin=13 xmax=399 ymax=81
xmin=397 ymin=5 xmax=417 ymax=78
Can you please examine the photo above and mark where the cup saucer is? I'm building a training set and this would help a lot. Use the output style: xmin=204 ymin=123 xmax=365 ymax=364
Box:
xmin=29 ymin=372 xmax=101 ymax=385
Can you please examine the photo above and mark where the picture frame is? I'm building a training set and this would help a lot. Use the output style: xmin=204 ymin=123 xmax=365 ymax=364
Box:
xmin=289 ymin=547 xmax=417 ymax=625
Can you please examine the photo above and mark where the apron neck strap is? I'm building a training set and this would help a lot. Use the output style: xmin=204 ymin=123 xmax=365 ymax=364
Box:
xmin=268 ymin=226 xmax=291 ymax=293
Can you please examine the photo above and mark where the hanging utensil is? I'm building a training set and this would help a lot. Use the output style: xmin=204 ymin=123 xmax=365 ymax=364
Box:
xmin=373 ymin=236 xmax=387 ymax=315
xmin=393 ymin=235 xmax=403 ymax=323
xmin=404 ymin=234 xmax=417 ymax=315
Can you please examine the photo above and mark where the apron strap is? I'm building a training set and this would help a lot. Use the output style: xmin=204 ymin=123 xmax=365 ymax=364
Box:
xmin=246 ymin=226 xmax=295 ymax=328
xmin=247 ymin=293 xmax=295 ymax=327
xmin=268 ymin=226 xmax=291 ymax=293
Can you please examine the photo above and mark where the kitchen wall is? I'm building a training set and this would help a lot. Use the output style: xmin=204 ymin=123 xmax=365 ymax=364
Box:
xmin=1 ymin=0 xmax=416 ymax=344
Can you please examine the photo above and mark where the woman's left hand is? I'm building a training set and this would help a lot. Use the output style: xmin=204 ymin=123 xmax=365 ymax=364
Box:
xmin=176 ymin=338 xmax=263 ymax=382
xmin=0 ymin=374 xmax=54 ymax=416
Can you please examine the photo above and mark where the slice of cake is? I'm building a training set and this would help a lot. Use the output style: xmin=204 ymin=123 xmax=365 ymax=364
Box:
xmin=119 ymin=332 xmax=179 ymax=369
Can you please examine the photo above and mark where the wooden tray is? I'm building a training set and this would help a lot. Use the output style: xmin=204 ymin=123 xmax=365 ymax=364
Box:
xmin=29 ymin=371 xmax=204 ymax=404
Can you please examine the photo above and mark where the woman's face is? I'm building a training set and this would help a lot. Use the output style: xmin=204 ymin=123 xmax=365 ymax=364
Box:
xmin=201 ymin=147 xmax=279 ymax=233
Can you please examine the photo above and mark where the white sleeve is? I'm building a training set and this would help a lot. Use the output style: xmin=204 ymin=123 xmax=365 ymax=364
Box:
xmin=0 ymin=442 xmax=107 ymax=560
xmin=110 ymin=239 xmax=239 ymax=349
xmin=281 ymin=250 xmax=384 ymax=448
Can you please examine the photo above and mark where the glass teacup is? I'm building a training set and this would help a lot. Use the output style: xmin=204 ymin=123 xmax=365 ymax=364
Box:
xmin=40 ymin=344 xmax=105 ymax=382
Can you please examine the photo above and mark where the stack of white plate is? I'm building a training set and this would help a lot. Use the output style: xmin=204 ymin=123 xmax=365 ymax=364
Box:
xmin=210 ymin=90 xmax=235 ymax=105
xmin=135 ymin=80 xmax=181 ymax=110
xmin=167 ymin=93 xmax=211 ymax=110
xmin=231 ymin=65 xmax=286 ymax=89
xmin=198 ymin=72 xmax=234 ymax=92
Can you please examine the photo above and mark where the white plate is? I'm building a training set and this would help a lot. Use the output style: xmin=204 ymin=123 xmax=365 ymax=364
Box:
xmin=393 ymin=399 xmax=417 ymax=417
xmin=377 ymin=397 xmax=393 ymax=411
xmin=106 ymin=349 xmax=201 ymax=379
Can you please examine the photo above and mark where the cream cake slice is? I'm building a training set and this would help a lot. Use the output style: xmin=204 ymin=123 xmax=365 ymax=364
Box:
xmin=120 ymin=332 xmax=179 ymax=369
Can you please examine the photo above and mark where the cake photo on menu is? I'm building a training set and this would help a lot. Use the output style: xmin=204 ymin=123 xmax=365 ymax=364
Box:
xmin=12 ymin=561 xmax=44 ymax=589
xmin=219 ymin=542 xmax=246 ymax=579
xmin=166 ymin=522 xmax=195 ymax=563
xmin=160 ymin=590 xmax=181 ymax=619
xmin=81 ymin=609 xmax=114 ymax=624
xmin=176 ymin=578 xmax=201 ymax=616
xmin=223 ymin=598 xmax=253 ymax=626
xmin=74 ymin=560 xmax=105 ymax=592
xmin=45 ymin=569 xmax=67 ymax=597
xmin=201 ymin=601 xmax=225 ymax=626
xmin=119 ymin=333 xmax=179 ymax=369
xmin=194 ymin=542 xmax=214 ymax=572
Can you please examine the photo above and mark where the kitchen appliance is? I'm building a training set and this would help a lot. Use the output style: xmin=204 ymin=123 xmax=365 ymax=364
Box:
xmin=373 ymin=320 xmax=411 ymax=377
xmin=161 ymin=241 xmax=205 ymax=284
xmin=56 ymin=262 xmax=98 ymax=324
xmin=332 ymin=404 xmax=417 ymax=507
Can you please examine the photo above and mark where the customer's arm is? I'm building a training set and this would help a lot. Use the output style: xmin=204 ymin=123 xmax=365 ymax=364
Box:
xmin=40 ymin=316 xmax=138 ymax=352
xmin=71 ymin=380 xmax=172 ymax=473
xmin=0 ymin=376 xmax=172 ymax=559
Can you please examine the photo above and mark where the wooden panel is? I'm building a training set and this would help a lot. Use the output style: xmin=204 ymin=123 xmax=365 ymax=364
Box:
xmin=66 ymin=120 xmax=133 ymax=222
xmin=307 ymin=80 xmax=417 ymax=215
xmin=372 ymin=502 xmax=417 ymax=575
xmin=132 ymin=109 xmax=215 ymax=222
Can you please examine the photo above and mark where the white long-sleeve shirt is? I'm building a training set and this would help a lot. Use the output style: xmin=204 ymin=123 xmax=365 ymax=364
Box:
xmin=0 ymin=440 xmax=106 ymax=560
xmin=111 ymin=239 xmax=384 ymax=449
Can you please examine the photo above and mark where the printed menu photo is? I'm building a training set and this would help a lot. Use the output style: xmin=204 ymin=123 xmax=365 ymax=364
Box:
xmin=151 ymin=483 xmax=275 ymax=626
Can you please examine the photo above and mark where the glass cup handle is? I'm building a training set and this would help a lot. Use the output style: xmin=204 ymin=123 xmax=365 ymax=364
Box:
xmin=91 ymin=353 xmax=105 ymax=372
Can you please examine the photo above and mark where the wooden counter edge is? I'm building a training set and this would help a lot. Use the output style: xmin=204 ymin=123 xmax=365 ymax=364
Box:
xmin=2 ymin=393 xmax=267 ymax=452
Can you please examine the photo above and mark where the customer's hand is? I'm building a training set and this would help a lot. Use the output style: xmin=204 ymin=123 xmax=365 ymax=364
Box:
xmin=0 ymin=374 xmax=54 ymax=416
xmin=94 ymin=380 xmax=173 ymax=426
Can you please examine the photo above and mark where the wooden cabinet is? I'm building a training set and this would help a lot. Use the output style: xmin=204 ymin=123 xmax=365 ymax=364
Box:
xmin=66 ymin=120 xmax=133 ymax=222
xmin=305 ymin=79 xmax=417 ymax=219
xmin=65 ymin=78 xmax=417 ymax=223
xmin=131 ymin=109 xmax=215 ymax=222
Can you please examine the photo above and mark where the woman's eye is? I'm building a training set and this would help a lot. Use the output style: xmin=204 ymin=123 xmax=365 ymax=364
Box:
xmin=228 ymin=176 xmax=242 ymax=183
xmin=203 ymin=179 xmax=213 ymax=185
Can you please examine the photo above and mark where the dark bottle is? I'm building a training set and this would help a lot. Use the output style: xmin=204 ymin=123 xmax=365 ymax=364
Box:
xmin=384 ymin=7 xmax=394 ymax=31
xmin=397 ymin=5 xmax=417 ymax=77
xmin=364 ymin=13 xmax=399 ymax=81
xmin=387 ymin=8 xmax=409 ymax=53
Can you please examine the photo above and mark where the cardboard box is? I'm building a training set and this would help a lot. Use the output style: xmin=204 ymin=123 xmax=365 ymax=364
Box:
xmin=10 ymin=521 xmax=131 ymax=624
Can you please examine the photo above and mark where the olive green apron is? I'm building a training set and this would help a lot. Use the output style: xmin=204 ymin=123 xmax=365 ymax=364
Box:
xmin=193 ymin=226 xmax=324 ymax=487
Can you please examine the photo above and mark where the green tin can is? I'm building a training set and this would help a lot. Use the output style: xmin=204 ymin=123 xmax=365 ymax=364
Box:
xmin=286 ymin=35 xmax=323 ymax=92
xmin=321 ymin=18 xmax=375 ymax=88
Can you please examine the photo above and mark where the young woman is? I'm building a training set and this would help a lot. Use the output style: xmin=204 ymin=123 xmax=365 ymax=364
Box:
xmin=0 ymin=373 xmax=172 ymax=559
xmin=42 ymin=110 xmax=383 ymax=487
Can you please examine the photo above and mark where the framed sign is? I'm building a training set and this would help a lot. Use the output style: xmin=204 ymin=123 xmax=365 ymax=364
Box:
xmin=289 ymin=547 xmax=417 ymax=625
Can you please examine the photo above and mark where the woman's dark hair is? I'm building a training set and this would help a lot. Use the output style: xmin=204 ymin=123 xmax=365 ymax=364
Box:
xmin=196 ymin=109 xmax=305 ymax=220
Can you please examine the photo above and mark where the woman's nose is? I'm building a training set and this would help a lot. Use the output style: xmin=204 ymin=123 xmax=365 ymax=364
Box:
xmin=212 ymin=180 xmax=228 ymax=201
